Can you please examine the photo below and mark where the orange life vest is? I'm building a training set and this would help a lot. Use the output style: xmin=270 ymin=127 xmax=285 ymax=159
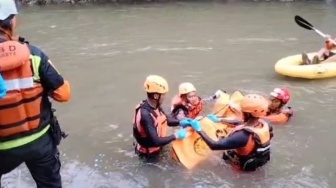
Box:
xmin=0 ymin=40 xmax=44 ymax=141
xmin=265 ymin=106 xmax=292 ymax=124
xmin=224 ymin=119 xmax=272 ymax=171
xmin=133 ymin=100 xmax=168 ymax=155
xmin=170 ymin=95 xmax=203 ymax=119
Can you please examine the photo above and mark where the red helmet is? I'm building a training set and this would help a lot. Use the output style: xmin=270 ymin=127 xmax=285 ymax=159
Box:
xmin=270 ymin=88 xmax=290 ymax=104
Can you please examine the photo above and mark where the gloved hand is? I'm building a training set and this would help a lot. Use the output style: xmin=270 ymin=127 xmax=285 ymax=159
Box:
xmin=190 ymin=120 xmax=202 ymax=131
xmin=214 ymin=90 xmax=221 ymax=99
xmin=214 ymin=89 xmax=224 ymax=99
xmin=179 ymin=118 xmax=193 ymax=128
xmin=207 ymin=114 xmax=221 ymax=123
xmin=228 ymin=100 xmax=240 ymax=111
xmin=174 ymin=129 xmax=187 ymax=140
xmin=0 ymin=74 xmax=7 ymax=99
xmin=195 ymin=115 xmax=203 ymax=121
xmin=281 ymin=107 xmax=293 ymax=116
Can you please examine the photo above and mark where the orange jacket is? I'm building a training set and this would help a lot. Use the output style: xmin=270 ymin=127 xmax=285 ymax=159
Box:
xmin=0 ymin=40 xmax=70 ymax=141
xmin=133 ymin=101 xmax=168 ymax=154
xmin=263 ymin=107 xmax=293 ymax=124
xmin=170 ymin=94 xmax=203 ymax=119
xmin=229 ymin=120 xmax=271 ymax=156
xmin=226 ymin=119 xmax=272 ymax=171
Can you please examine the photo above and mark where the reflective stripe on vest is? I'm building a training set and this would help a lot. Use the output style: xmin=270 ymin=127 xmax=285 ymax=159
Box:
xmin=0 ymin=40 xmax=45 ymax=144
xmin=0 ymin=53 xmax=47 ymax=149
xmin=5 ymin=77 xmax=34 ymax=91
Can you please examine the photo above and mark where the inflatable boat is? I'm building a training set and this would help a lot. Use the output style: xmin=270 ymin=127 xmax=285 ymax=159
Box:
xmin=275 ymin=52 xmax=336 ymax=79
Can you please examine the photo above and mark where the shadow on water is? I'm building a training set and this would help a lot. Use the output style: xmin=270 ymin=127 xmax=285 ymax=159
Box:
xmin=1 ymin=150 xmax=330 ymax=188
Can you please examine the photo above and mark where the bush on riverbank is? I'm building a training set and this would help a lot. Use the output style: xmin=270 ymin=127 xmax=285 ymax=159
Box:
xmin=17 ymin=0 xmax=308 ymax=5
xmin=19 ymin=0 xmax=174 ymax=5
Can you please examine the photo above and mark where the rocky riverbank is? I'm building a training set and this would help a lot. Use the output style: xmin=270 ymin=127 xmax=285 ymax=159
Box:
xmin=19 ymin=0 xmax=300 ymax=5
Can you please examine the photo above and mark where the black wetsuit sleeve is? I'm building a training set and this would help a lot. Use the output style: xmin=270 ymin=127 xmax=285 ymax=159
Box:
xmin=197 ymin=130 xmax=250 ymax=150
xmin=162 ymin=110 xmax=180 ymax=127
xmin=140 ymin=110 xmax=175 ymax=147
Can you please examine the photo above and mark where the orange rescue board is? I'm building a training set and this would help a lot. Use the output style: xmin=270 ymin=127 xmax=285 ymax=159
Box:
xmin=171 ymin=91 xmax=244 ymax=169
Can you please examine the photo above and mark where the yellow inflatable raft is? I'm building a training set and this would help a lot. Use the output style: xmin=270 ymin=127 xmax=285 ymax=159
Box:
xmin=275 ymin=52 xmax=336 ymax=79
xmin=170 ymin=90 xmax=244 ymax=170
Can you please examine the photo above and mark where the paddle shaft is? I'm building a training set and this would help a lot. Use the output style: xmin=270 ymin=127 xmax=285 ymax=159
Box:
xmin=295 ymin=15 xmax=336 ymax=46
xmin=313 ymin=28 xmax=336 ymax=46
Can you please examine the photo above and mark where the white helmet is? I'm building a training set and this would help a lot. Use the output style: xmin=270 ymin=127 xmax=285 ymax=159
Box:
xmin=178 ymin=82 xmax=196 ymax=95
xmin=0 ymin=0 xmax=18 ymax=21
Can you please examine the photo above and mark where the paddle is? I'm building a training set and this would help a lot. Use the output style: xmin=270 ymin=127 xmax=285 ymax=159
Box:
xmin=294 ymin=15 xmax=336 ymax=46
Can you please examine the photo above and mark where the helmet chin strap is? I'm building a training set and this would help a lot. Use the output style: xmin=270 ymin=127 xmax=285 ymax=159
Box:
xmin=0 ymin=27 xmax=14 ymax=40
xmin=243 ymin=112 xmax=259 ymax=126
xmin=155 ymin=94 xmax=161 ymax=109
xmin=147 ymin=93 xmax=162 ymax=109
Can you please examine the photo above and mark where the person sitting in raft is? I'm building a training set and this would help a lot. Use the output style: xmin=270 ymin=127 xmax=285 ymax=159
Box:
xmin=188 ymin=94 xmax=273 ymax=171
xmin=263 ymin=88 xmax=293 ymax=124
xmin=301 ymin=35 xmax=336 ymax=65
xmin=171 ymin=82 xmax=222 ymax=120
xmin=133 ymin=75 xmax=193 ymax=157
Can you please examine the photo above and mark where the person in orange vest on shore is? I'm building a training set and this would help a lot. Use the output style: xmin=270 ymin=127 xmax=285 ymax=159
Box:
xmin=171 ymin=82 xmax=222 ymax=120
xmin=0 ymin=1 xmax=71 ymax=187
xmin=263 ymin=87 xmax=293 ymax=124
xmin=189 ymin=94 xmax=273 ymax=171
xmin=133 ymin=75 xmax=191 ymax=158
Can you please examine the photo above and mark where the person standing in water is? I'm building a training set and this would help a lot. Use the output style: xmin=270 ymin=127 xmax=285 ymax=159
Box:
xmin=133 ymin=75 xmax=191 ymax=157
xmin=189 ymin=94 xmax=273 ymax=171
xmin=263 ymin=87 xmax=293 ymax=124
xmin=207 ymin=88 xmax=293 ymax=125
xmin=0 ymin=1 xmax=71 ymax=187
xmin=170 ymin=82 xmax=222 ymax=120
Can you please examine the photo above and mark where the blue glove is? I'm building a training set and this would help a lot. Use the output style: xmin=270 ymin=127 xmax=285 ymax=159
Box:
xmin=175 ymin=129 xmax=187 ymax=140
xmin=0 ymin=74 xmax=6 ymax=99
xmin=179 ymin=118 xmax=193 ymax=128
xmin=190 ymin=120 xmax=202 ymax=131
xmin=207 ymin=114 xmax=221 ymax=123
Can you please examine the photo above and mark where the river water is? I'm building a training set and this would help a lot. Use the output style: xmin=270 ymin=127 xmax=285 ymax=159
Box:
xmin=2 ymin=1 xmax=336 ymax=188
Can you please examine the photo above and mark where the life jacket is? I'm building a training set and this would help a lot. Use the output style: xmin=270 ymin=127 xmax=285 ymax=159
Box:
xmin=0 ymin=40 xmax=45 ymax=141
xmin=133 ymin=100 xmax=168 ymax=155
xmin=170 ymin=95 xmax=203 ymax=119
xmin=265 ymin=106 xmax=292 ymax=124
xmin=268 ymin=106 xmax=293 ymax=117
xmin=224 ymin=119 xmax=272 ymax=171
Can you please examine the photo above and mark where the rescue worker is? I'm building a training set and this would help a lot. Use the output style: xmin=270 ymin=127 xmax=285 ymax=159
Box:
xmin=301 ymin=35 xmax=336 ymax=65
xmin=263 ymin=87 xmax=293 ymax=124
xmin=171 ymin=82 xmax=222 ymax=120
xmin=208 ymin=88 xmax=293 ymax=125
xmin=0 ymin=1 xmax=71 ymax=187
xmin=189 ymin=94 xmax=273 ymax=171
xmin=133 ymin=75 xmax=191 ymax=157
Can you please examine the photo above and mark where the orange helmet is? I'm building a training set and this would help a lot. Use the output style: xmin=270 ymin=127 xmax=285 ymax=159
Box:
xmin=240 ymin=94 xmax=268 ymax=118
